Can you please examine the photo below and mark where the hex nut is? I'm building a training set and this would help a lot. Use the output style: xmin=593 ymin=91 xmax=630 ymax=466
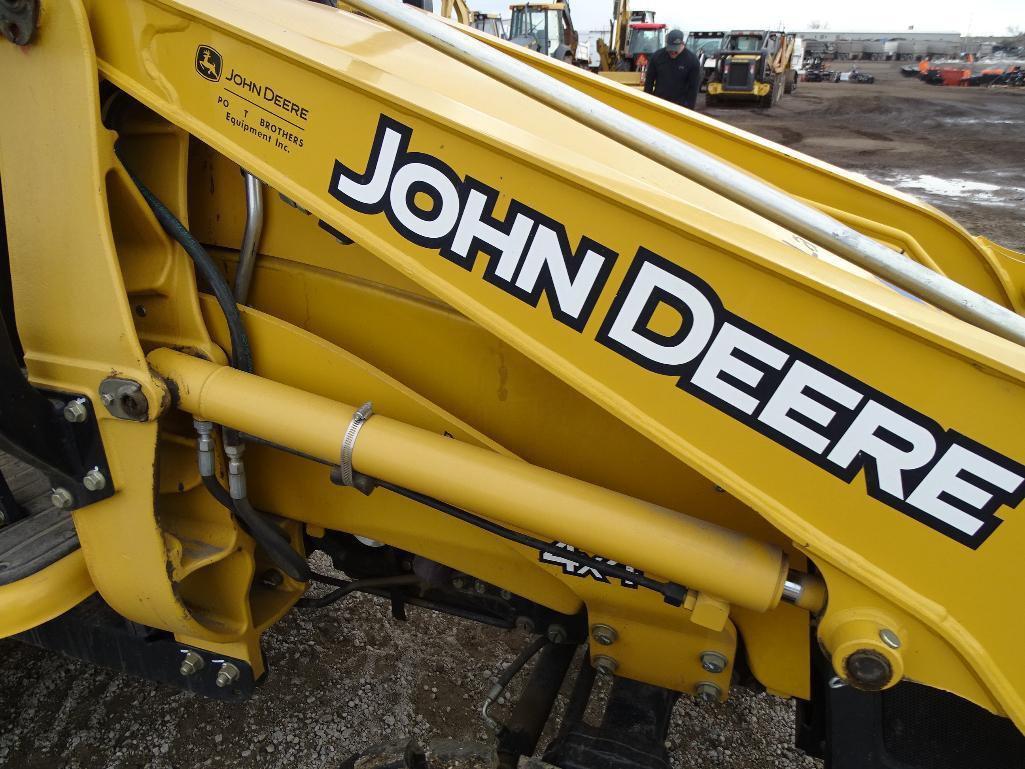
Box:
xmin=63 ymin=400 xmax=88 ymax=423
xmin=50 ymin=487 xmax=74 ymax=510
xmin=215 ymin=662 xmax=241 ymax=688
xmin=179 ymin=651 xmax=204 ymax=677
xmin=591 ymin=624 xmax=618 ymax=646
xmin=82 ymin=469 xmax=106 ymax=492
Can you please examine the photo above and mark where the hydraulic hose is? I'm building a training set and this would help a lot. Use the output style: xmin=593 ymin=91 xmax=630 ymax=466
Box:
xmin=232 ymin=496 xmax=311 ymax=582
xmin=201 ymin=474 xmax=235 ymax=512
xmin=114 ymin=145 xmax=254 ymax=373
xmin=114 ymin=146 xmax=314 ymax=584
xmin=297 ymin=573 xmax=420 ymax=609
xmin=482 ymin=634 xmax=551 ymax=732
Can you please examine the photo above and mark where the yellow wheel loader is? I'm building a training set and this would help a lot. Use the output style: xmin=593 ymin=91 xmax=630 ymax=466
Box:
xmin=2 ymin=1 xmax=1025 ymax=768
xmin=707 ymin=30 xmax=798 ymax=108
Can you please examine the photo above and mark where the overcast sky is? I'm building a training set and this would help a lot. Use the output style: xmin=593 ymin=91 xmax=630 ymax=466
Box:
xmin=466 ymin=0 xmax=1025 ymax=36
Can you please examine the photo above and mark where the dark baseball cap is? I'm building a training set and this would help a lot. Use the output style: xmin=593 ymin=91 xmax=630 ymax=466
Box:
xmin=667 ymin=29 xmax=685 ymax=52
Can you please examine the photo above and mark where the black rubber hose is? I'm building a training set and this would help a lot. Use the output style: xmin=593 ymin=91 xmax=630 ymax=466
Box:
xmin=201 ymin=474 xmax=235 ymax=512
xmin=114 ymin=145 xmax=253 ymax=373
xmin=496 ymin=635 xmax=550 ymax=692
xmin=297 ymin=574 xmax=420 ymax=609
xmin=233 ymin=496 xmax=311 ymax=583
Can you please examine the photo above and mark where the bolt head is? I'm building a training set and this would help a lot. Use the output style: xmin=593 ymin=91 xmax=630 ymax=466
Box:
xmin=879 ymin=628 xmax=901 ymax=649
xmin=547 ymin=624 xmax=568 ymax=644
xmin=695 ymin=682 xmax=722 ymax=702
xmin=593 ymin=655 xmax=618 ymax=677
xmin=82 ymin=469 xmax=106 ymax=492
xmin=591 ymin=624 xmax=618 ymax=646
xmin=50 ymin=487 xmax=74 ymax=510
xmin=700 ymin=651 xmax=728 ymax=674
xmin=215 ymin=662 xmax=241 ymax=688
xmin=179 ymin=651 xmax=204 ymax=677
xmin=473 ymin=580 xmax=488 ymax=594
xmin=63 ymin=400 xmax=88 ymax=423
xmin=451 ymin=576 xmax=466 ymax=590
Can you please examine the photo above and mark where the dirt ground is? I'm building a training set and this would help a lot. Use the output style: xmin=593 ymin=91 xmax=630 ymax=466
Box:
xmin=1 ymin=61 xmax=1022 ymax=769
xmin=704 ymin=61 xmax=1025 ymax=251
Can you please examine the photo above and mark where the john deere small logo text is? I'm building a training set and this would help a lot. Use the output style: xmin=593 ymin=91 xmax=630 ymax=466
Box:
xmin=195 ymin=45 xmax=222 ymax=82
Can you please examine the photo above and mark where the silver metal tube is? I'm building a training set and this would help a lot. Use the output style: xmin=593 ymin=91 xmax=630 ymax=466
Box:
xmin=337 ymin=0 xmax=1025 ymax=348
xmin=234 ymin=171 xmax=264 ymax=305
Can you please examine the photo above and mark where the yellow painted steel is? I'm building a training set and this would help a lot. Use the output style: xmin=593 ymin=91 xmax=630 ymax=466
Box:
xmin=73 ymin=0 xmax=1025 ymax=725
xmin=446 ymin=19 xmax=1025 ymax=311
xmin=707 ymin=81 xmax=772 ymax=97
xmin=1 ymin=0 xmax=1024 ymax=733
xmin=194 ymin=297 xmax=753 ymax=695
xmin=148 ymin=346 xmax=798 ymax=615
xmin=0 ymin=551 xmax=95 ymax=639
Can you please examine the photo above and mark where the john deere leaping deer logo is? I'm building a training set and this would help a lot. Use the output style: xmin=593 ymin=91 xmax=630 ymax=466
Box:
xmin=195 ymin=45 xmax=222 ymax=82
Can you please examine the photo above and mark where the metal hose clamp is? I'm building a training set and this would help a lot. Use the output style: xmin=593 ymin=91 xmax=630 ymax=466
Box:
xmin=338 ymin=402 xmax=374 ymax=487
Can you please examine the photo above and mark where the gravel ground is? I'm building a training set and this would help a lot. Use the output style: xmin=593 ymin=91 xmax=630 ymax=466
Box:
xmin=0 ymin=577 xmax=813 ymax=769
xmin=3 ymin=61 xmax=1019 ymax=769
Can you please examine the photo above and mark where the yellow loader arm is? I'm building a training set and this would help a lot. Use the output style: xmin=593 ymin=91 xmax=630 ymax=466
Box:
xmin=1 ymin=0 xmax=1024 ymax=765
xmin=448 ymin=19 xmax=1025 ymax=312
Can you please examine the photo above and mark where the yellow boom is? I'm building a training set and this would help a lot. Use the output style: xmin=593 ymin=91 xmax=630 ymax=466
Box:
xmin=1 ymin=0 xmax=1024 ymax=763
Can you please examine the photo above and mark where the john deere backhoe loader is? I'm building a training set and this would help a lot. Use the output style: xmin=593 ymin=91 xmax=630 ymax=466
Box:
xmin=2 ymin=2 xmax=1025 ymax=768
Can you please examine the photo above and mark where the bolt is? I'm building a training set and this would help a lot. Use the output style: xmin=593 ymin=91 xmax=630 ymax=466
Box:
xmin=591 ymin=624 xmax=618 ymax=646
xmin=879 ymin=628 xmax=901 ymax=649
xmin=0 ymin=509 xmax=6 ymax=524
xmin=179 ymin=651 xmax=204 ymax=677
xmin=514 ymin=616 xmax=535 ymax=633
xmin=499 ymin=589 xmax=512 ymax=600
xmin=700 ymin=651 xmax=729 ymax=674
xmin=844 ymin=650 xmax=893 ymax=691
xmin=451 ymin=576 xmax=466 ymax=590
xmin=547 ymin=624 xmax=567 ymax=644
xmin=98 ymin=378 xmax=148 ymax=421
xmin=694 ymin=682 xmax=722 ymax=702
xmin=474 ymin=580 xmax=488 ymax=595
xmin=593 ymin=655 xmax=618 ymax=677
xmin=63 ymin=400 xmax=88 ymax=423
xmin=50 ymin=487 xmax=74 ymax=510
xmin=82 ymin=468 xmax=106 ymax=492
xmin=215 ymin=662 xmax=241 ymax=688
xmin=260 ymin=569 xmax=284 ymax=589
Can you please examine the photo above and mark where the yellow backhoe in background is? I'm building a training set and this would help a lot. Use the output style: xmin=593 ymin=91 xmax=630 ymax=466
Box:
xmin=2 ymin=1 xmax=1025 ymax=768
xmin=507 ymin=0 xmax=579 ymax=62
xmin=706 ymin=29 xmax=799 ymax=107
xmin=596 ymin=2 xmax=666 ymax=87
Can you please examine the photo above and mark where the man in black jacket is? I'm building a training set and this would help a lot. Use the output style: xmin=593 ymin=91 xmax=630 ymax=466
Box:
xmin=643 ymin=29 xmax=702 ymax=109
